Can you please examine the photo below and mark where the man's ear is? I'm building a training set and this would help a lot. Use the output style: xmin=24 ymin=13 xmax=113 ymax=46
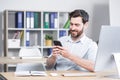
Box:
xmin=84 ymin=22 xmax=89 ymax=30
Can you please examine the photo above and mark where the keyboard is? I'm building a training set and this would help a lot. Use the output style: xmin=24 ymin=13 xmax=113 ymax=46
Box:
xmin=62 ymin=73 xmax=96 ymax=77
xmin=0 ymin=74 xmax=7 ymax=80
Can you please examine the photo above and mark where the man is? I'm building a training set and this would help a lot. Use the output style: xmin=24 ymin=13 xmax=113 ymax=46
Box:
xmin=46 ymin=9 xmax=98 ymax=72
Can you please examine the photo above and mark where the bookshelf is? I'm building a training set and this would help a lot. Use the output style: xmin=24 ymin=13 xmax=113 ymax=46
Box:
xmin=4 ymin=10 xmax=69 ymax=71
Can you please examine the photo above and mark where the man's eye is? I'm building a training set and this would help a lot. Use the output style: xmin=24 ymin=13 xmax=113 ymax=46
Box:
xmin=75 ymin=24 xmax=80 ymax=27
xmin=70 ymin=23 xmax=73 ymax=26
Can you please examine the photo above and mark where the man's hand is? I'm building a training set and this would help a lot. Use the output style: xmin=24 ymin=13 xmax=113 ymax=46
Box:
xmin=53 ymin=46 xmax=71 ymax=58
xmin=52 ymin=46 xmax=61 ymax=57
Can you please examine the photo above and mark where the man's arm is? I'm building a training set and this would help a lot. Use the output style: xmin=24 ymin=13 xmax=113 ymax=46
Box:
xmin=67 ymin=55 xmax=94 ymax=72
xmin=69 ymin=43 xmax=98 ymax=72
xmin=46 ymin=46 xmax=61 ymax=69
xmin=46 ymin=55 xmax=56 ymax=69
xmin=56 ymin=44 xmax=97 ymax=72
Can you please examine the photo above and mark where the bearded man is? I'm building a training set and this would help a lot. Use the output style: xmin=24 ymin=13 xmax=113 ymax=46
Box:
xmin=46 ymin=9 xmax=98 ymax=72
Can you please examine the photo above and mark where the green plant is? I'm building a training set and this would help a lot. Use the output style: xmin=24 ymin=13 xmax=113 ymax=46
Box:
xmin=45 ymin=34 xmax=53 ymax=40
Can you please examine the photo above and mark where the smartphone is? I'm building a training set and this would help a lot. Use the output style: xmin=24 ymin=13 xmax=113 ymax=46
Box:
xmin=53 ymin=40 xmax=62 ymax=46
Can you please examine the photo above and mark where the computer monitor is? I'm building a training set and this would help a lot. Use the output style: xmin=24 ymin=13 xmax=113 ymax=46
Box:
xmin=94 ymin=25 xmax=120 ymax=72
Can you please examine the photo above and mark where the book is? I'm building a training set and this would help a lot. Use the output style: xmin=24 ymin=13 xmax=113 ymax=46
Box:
xmin=20 ymin=31 xmax=24 ymax=39
xmin=12 ymin=31 xmax=19 ymax=39
xmin=44 ymin=12 xmax=49 ymax=28
xmin=15 ymin=12 xmax=24 ymax=28
xmin=20 ymin=31 xmax=24 ymax=46
xmin=15 ymin=71 xmax=47 ymax=76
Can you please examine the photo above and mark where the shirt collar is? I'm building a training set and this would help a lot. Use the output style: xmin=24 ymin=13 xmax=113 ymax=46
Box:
xmin=66 ymin=34 xmax=86 ymax=44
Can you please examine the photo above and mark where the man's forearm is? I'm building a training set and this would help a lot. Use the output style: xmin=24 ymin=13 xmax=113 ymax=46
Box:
xmin=68 ymin=54 xmax=94 ymax=72
xmin=46 ymin=55 xmax=56 ymax=69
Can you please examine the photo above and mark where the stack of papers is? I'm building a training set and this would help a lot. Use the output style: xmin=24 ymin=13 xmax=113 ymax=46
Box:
xmin=15 ymin=71 xmax=47 ymax=76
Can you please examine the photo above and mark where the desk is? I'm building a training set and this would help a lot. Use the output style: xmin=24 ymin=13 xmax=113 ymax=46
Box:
xmin=0 ymin=57 xmax=46 ymax=64
xmin=0 ymin=57 xmax=46 ymax=72
xmin=0 ymin=71 xmax=119 ymax=80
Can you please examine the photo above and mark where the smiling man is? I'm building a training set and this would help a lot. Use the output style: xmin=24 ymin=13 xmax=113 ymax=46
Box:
xmin=46 ymin=9 xmax=98 ymax=72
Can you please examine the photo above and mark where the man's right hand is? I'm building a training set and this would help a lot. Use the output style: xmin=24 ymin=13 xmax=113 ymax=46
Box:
xmin=52 ymin=46 xmax=61 ymax=57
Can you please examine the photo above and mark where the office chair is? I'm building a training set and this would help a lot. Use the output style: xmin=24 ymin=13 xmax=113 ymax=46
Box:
xmin=15 ymin=47 xmax=46 ymax=72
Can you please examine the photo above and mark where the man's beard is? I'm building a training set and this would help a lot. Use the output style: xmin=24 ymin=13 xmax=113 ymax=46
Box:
xmin=69 ymin=28 xmax=84 ymax=38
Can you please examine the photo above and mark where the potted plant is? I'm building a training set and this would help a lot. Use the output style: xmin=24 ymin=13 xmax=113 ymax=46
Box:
xmin=45 ymin=34 xmax=53 ymax=46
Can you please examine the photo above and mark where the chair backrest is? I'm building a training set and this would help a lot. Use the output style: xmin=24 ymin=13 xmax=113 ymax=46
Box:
xmin=16 ymin=47 xmax=46 ymax=72
xmin=19 ymin=47 xmax=42 ymax=57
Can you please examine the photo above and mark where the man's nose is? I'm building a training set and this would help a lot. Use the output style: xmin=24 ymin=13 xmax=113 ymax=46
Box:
xmin=70 ymin=26 xmax=76 ymax=30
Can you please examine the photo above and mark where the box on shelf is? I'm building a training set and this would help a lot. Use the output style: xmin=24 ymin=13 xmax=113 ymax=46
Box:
xmin=8 ymin=39 xmax=20 ymax=48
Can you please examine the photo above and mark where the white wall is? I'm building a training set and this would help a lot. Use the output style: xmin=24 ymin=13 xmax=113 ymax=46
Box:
xmin=0 ymin=0 xmax=109 ymax=52
xmin=109 ymin=0 xmax=120 ymax=26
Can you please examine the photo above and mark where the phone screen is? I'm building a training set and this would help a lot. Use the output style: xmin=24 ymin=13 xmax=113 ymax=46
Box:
xmin=53 ymin=40 xmax=62 ymax=46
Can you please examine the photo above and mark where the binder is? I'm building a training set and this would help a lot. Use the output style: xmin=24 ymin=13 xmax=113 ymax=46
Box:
xmin=47 ymin=48 xmax=52 ymax=56
xmin=54 ymin=12 xmax=58 ymax=28
xmin=34 ymin=12 xmax=39 ymax=28
xmin=44 ymin=12 xmax=49 ymax=28
xmin=26 ymin=30 xmax=30 ymax=46
xmin=59 ymin=30 xmax=66 ymax=37
xmin=15 ymin=12 xmax=23 ymax=28
xmin=49 ymin=12 xmax=54 ymax=28
xmin=26 ymin=12 xmax=31 ymax=28
xmin=34 ymin=12 xmax=41 ymax=28
xmin=38 ymin=12 xmax=41 ymax=28
xmin=30 ymin=12 xmax=34 ymax=28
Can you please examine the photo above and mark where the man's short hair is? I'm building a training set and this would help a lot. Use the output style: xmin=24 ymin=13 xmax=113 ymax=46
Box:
xmin=69 ymin=9 xmax=89 ymax=24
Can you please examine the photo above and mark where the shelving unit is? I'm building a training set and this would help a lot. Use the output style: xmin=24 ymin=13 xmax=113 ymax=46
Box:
xmin=4 ymin=10 xmax=69 ymax=71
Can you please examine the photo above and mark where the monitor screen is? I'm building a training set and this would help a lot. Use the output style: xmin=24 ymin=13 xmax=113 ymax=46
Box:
xmin=94 ymin=25 xmax=120 ymax=72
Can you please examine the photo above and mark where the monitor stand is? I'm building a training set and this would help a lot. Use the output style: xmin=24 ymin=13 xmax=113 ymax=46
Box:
xmin=104 ymin=74 xmax=120 ymax=79
xmin=109 ymin=53 xmax=120 ymax=79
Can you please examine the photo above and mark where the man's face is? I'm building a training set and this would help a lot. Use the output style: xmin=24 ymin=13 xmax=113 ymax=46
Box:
xmin=69 ymin=17 xmax=86 ymax=38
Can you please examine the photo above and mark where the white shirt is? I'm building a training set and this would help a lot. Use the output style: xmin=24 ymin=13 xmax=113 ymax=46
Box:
xmin=54 ymin=35 xmax=98 ymax=71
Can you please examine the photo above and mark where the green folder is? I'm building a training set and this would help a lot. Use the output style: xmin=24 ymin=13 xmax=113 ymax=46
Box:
xmin=34 ymin=12 xmax=41 ymax=28
xmin=44 ymin=12 xmax=49 ymax=28
xmin=63 ymin=19 xmax=70 ymax=29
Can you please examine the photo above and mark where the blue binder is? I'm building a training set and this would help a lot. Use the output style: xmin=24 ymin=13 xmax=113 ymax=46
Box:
xmin=15 ymin=12 xmax=24 ymax=28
